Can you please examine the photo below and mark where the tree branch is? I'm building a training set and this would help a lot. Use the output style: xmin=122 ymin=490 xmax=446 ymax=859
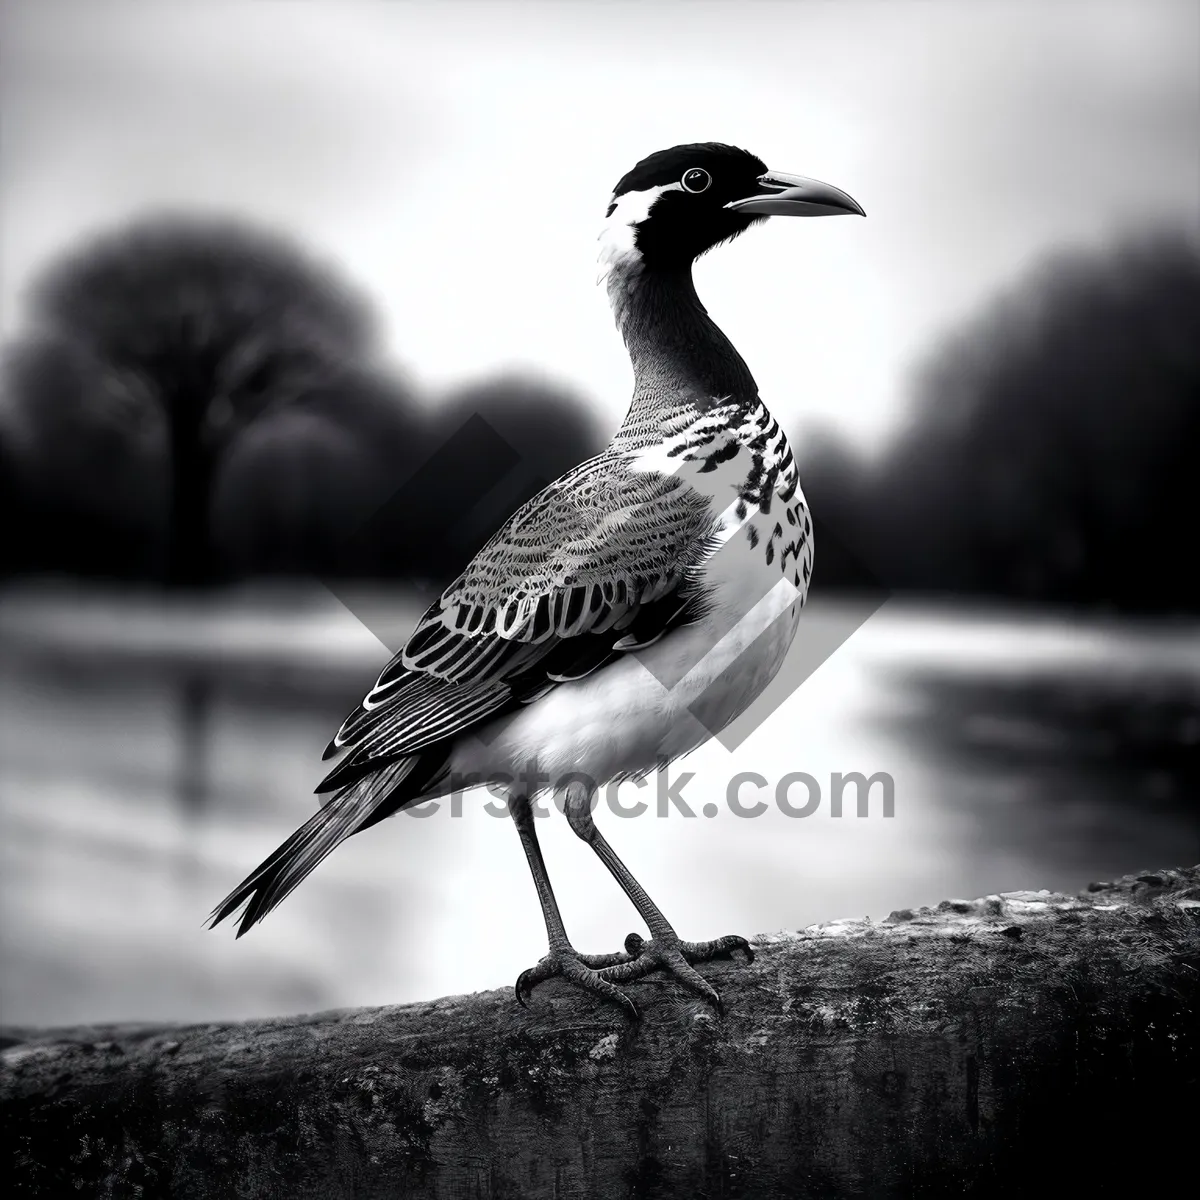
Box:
xmin=4 ymin=866 xmax=1198 ymax=1198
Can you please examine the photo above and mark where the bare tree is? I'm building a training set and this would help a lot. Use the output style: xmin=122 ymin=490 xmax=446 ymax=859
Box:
xmin=20 ymin=214 xmax=377 ymax=586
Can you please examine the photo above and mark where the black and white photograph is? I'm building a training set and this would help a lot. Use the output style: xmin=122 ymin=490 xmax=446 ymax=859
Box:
xmin=2 ymin=1 xmax=1198 ymax=1195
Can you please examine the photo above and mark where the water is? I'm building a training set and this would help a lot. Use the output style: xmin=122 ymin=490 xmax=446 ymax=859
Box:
xmin=1 ymin=585 xmax=1196 ymax=1027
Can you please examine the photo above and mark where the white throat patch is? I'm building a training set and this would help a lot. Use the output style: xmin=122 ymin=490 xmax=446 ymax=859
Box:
xmin=596 ymin=183 xmax=680 ymax=287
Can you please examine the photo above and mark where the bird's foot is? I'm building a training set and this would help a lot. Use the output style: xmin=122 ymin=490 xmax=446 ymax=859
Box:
xmin=515 ymin=946 xmax=640 ymax=1021
xmin=596 ymin=931 xmax=754 ymax=1013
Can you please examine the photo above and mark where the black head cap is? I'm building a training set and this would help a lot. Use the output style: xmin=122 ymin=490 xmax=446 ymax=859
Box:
xmin=607 ymin=142 xmax=770 ymax=267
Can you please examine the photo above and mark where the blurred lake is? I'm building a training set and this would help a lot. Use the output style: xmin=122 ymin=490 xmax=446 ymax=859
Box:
xmin=1 ymin=583 xmax=1196 ymax=1027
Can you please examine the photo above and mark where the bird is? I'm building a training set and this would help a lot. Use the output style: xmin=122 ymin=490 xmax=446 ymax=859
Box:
xmin=209 ymin=142 xmax=864 ymax=1019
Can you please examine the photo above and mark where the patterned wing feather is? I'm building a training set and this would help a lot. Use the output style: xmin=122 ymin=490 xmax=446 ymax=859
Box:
xmin=404 ymin=455 xmax=714 ymax=671
xmin=320 ymin=452 xmax=718 ymax=783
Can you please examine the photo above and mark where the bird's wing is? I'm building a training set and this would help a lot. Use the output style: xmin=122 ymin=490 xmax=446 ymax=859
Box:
xmin=319 ymin=451 xmax=719 ymax=789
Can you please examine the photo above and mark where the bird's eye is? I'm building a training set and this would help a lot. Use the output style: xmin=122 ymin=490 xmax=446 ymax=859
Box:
xmin=681 ymin=168 xmax=711 ymax=194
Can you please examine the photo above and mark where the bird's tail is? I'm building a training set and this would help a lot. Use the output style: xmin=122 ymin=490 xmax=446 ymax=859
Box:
xmin=208 ymin=756 xmax=427 ymax=937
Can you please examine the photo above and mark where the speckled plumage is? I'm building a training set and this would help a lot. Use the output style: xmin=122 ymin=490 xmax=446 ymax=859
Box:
xmin=210 ymin=144 xmax=858 ymax=1019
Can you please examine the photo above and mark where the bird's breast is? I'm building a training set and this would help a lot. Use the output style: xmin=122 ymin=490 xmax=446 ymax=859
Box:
xmin=642 ymin=399 xmax=813 ymax=607
xmin=642 ymin=399 xmax=814 ymax=714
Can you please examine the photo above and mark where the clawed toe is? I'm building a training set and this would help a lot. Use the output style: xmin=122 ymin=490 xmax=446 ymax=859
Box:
xmin=682 ymin=933 xmax=754 ymax=965
xmin=515 ymin=949 xmax=640 ymax=1021
xmin=577 ymin=948 xmax=636 ymax=970
xmin=596 ymin=931 xmax=754 ymax=1012
xmin=514 ymin=932 xmax=753 ymax=1019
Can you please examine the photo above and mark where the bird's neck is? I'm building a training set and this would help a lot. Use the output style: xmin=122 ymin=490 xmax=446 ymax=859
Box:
xmin=607 ymin=260 xmax=761 ymax=444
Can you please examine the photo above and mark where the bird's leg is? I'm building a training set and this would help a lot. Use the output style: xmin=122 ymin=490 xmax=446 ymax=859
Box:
xmin=508 ymin=792 xmax=639 ymax=1019
xmin=562 ymin=786 xmax=753 ymax=1012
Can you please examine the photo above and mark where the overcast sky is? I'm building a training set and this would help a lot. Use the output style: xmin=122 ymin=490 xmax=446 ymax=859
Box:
xmin=2 ymin=0 xmax=1197 ymax=450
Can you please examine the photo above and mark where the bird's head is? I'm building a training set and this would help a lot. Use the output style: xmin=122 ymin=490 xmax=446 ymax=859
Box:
xmin=599 ymin=142 xmax=864 ymax=279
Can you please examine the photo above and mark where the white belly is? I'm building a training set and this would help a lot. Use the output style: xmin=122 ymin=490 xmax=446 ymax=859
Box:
xmin=448 ymin=502 xmax=808 ymax=794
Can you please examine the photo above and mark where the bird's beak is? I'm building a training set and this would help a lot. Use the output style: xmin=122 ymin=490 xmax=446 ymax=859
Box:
xmin=726 ymin=171 xmax=865 ymax=218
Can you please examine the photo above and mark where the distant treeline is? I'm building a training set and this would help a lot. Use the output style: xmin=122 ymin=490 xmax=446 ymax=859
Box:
xmin=0 ymin=214 xmax=1196 ymax=613
xmin=804 ymin=230 xmax=1200 ymax=615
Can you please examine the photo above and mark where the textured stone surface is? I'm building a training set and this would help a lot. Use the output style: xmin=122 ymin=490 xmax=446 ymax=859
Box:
xmin=4 ymin=866 xmax=1198 ymax=1198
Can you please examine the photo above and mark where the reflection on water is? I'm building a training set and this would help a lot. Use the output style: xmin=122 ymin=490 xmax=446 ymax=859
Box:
xmin=1 ymin=585 xmax=1196 ymax=1027
xmin=890 ymin=668 xmax=1199 ymax=821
